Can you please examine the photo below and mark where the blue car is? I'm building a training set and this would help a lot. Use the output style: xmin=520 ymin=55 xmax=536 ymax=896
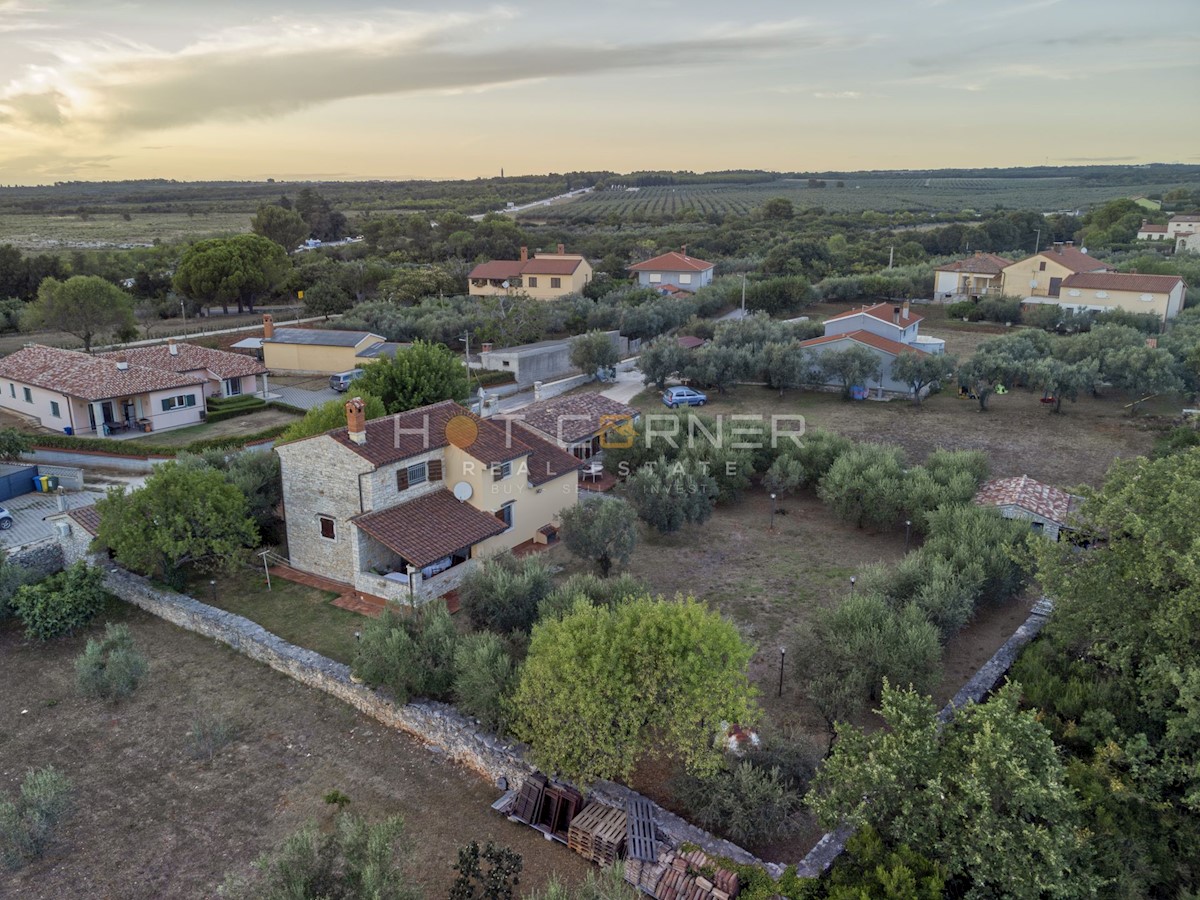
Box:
xmin=662 ymin=386 xmax=708 ymax=408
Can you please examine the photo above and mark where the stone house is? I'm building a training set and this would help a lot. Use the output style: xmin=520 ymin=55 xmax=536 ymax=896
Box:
xmin=975 ymin=475 xmax=1082 ymax=542
xmin=275 ymin=398 xmax=582 ymax=605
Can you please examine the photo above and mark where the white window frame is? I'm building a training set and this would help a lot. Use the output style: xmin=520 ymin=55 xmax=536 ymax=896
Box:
xmin=223 ymin=377 xmax=242 ymax=396
xmin=50 ymin=401 xmax=61 ymax=418
xmin=161 ymin=393 xmax=198 ymax=411
xmin=679 ymin=273 xmax=692 ymax=284
xmin=407 ymin=462 xmax=427 ymax=487
xmin=648 ymin=273 xmax=662 ymax=283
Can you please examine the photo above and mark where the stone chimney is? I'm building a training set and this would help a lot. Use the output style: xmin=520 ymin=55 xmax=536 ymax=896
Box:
xmin=556 ymin=243 xmax=565 ymax=255
xmin=974 ymin=250 xmax=983 ymax=257
xmin=902 ymin=300 xmax=911 ymax=320
xmin=263 ymin=313 xmax=274 ymax=339
xmin=1052 ymin=242 xmax=1064 ymax=254
xmin=115 ymin=353 xmax=129 ymax=371
xmin=168 ymin=338 xmax=178 ymax=356
xmin=892 ymin=305 xmax=902 ymax=325
xmin=681 ymin=244 xmax=688 ymax=257
xmin=1065 ymin=240 xmax=1075 ymax=247
xmin=481 ymin=342 xmax=493 ymax=354
xmin=519 ymin=246 xmax=528 ymax=262
xmin=345 ymin=397 xmax=366 ymax=445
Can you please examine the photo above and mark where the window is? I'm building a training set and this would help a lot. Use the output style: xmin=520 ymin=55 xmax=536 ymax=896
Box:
xmin=223 ymin=377 xmax=242 ymax=396
xmin=398 ymin=462 xmax=427 ymax=490
xmin=648 ymin=273 xmax=662 ymax=283
xmin=495 ymin=501 xmax=515 ymax=530
xmin=1038 ymin=261 xmax=1047 ymax=271
xmin=319 ymin=516 xmax=336 ymax=540
xmin=50 ymin=401 xmax=60 ymax=418
xmin=528 ymin=276 xmax=538 ymax=288
xmin=22 ymin=387 xmax=31 ymax=403
xmin=679 ymin=273 xmax=692 ymax=284
xmin=161 ymin=393 xmax=197 ymax=411
xmin=550 ymin=277 xmax=561 ymax=289
xmin=7 ymin=384 xmax=13 ymax=398
xmin=493 ymin=460 xmax=511 ymax=482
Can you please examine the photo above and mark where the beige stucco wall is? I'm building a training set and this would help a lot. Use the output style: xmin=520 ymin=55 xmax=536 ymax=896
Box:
xmin=522 ymin=259 xmax=593 ymax=300
xmin=263 ymin=342 xmax=373 ymax=375
xmin=1048 ymin=284 xmax=1183 ymax=323
xmin=1001 ymin=256 xmax=1079 ymax=297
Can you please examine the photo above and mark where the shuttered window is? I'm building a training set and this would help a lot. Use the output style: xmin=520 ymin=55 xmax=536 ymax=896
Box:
xmin=428 ymin=459 xmax=443 ymax=482
xmin=319 ymin=516 xmax=336 ymax=540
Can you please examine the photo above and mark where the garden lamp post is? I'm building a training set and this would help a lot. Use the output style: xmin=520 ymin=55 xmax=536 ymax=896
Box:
xmin=778 ymin=646 xmax=786 ymax=697
xmin=905 ymin=519 xmax=912 ymax=551
xmin=849 ymin=575 xmax=856 ymax=598
xmin=209 ymin=579 xmax=216 ymax=603
xmin=770 ymin=493 xmax=777 ymax=530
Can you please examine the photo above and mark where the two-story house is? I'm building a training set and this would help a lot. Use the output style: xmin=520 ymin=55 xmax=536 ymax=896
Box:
xmin=275 ymin=398 xmax=582 ymax=605
xmin=468 ymin=245 xmax=593 ymax=300
xmin=932 ymin=252 xmax=1013 ymax=300
xmin=628 ymin=248 xmax=716 ymax=293
xmin=1000 ymin=242 xmax=1112 ymax=299
xmin=798 ymin=302 xmax=945 ymax=397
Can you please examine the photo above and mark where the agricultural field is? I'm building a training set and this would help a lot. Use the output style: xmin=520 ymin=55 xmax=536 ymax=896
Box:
xmin=528 ymin=175 xmax=1195 ymax=223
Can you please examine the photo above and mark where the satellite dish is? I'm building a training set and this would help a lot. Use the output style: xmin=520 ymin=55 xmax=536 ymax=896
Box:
xmin=452 ymin=481 xmax=473 ymax=502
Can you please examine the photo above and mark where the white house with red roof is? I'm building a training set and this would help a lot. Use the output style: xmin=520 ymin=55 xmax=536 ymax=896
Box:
xmin=1137 ymin=220 xmax=1170 ymax=241
xmin=628 ymin=247 xmax=716 ymax=292
xmin=0 ymin=344 xmax=208 ymax=435
xmin=101 ymin=338 xmax=268 ymax=400
xmin=468 ymin=244 xmax=593 ymax=300
xmin=933 ymin=252 xmax=1013 ymax=300
xmin=798 ymin=301 xmax=945 ymax=397
xmin=975 ymin=475 xmax=1082 ymax=541
xmin=1167 ymin=214 xmax=1200 ymax=239
xmin=1025 ymin=271 xmax=1187 ymax=325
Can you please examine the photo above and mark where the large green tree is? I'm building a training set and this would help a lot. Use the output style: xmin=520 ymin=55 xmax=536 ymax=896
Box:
xmin=818 ymin=344 xmax=882 ymax=399
xmin=250 ymin=203 xmax=309 ymax=252
xmin=891 ymin=351 xmax=958 ymax=406
xmin=560 ymin=496 xmax=638 ymax=576
xmin=569 ymin=330 xmax=619 ymax=377
xmin=351 ymin=340 xmax=469 ymax=414
xmin=173 ymin=234 xmax=290 ymax=314
xmin=809 ymin=683 xmax=1097 ymax=899
xmin=95 ymin=462 xmax=257 ymax=587
xmin=510 ymin=595 xmax=758 ymax=783
xmin=23 ymin=275 xmax=136 ymax=352
xmin=818 ymin=443 xmax=907 ymax=529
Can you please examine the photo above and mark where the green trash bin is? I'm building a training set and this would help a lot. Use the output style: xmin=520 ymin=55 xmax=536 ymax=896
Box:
xmin=45 ymin=475 xmax=60 ymax=491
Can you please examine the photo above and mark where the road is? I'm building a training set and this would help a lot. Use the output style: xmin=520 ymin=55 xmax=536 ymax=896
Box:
xmin=468 ymin=187 xmax=592 ymax=222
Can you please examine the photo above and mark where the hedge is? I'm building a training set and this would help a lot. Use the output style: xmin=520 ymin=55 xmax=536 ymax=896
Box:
xmin=474 ymin=369 xmax=516 ymax=388
xmin=205 ymin=396 xmax=268 ymax=423
xmin=31 ymin=423 xmax=291 ymax=458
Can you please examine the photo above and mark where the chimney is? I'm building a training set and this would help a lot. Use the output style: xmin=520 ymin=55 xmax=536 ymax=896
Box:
xmin=556 ymin=243 xmax=565 ymax=255
xmin=168 ymin=338 xmax=178 ymax=356
xmin=1052 ymin=242 xmax=1064 ymax=254
xmin=681 ymin=244 xmax=688 ymax=257
xmin=892 ymin=305 xmax=901 ymax=325
xmin=1065 ymin=240 xmax=1074 ymax=247
xmin=974 ymin=250 xmax=982 ymax=257
xmin=115 ymin=353 xmax=129 ymax=371
xmin=481 ymin=342 xmax=493 ymax=354
xmin=519 ymin=246 xmax=528 ymax=262
xmin=263 ymin=313 xmax=274 ymax=339
xmin=902 ymin=300 xmax=911 ymax=320
xmin=345 ymin=397 xmax=366 ymax=445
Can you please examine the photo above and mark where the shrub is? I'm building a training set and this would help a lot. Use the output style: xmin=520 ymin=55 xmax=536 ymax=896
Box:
xmin=75 ymin=623 xmax=148 ymax=700
xmin=945 ymin=300 xmax=976 ymax=320
xmin=186 ymin=711 xmax=240 ymax=761
xmin=0 ymin=767 xmax=74 ymax=870
xmin=818 ymin=443 xmax=907 ymax=530
xmin=449 ymin=841 xmax=523 ymax=900
xmin=976 ymin=297 xmax=1022 ymax=323
xmin=825 ymin=826 xmax=946 ymax=899
xmin=12 ymin=561 xmax=108 ymax=640
xmin=524 ymin=865 xmax=640 ymax=900
xmin=560 ymin=496 xmax=638 ymax=577
xmin=1152 ymin=425 xmax=1200 ymax=459
xmin=1022 ymin=303 xmax=1064 ymax=332
xmin=458 ymin=551 xmax=554 ymax=635
xmin=922 ymin=504 xmax=1028 ymax=604
xmin=537 ymin=572 xmax=645 ymax=622
xmin=625 ymin=456 xmax=719 ymax=533
xmin=452 ymin=632 xmax=515 ymax=733
xmin=672 ymin=761 xmax=803 ymax=847
xmin=783 ymin=427 xmax=852 ymax=487
xmin=0 ymin=551 xmax=32 ymax=622
xmin=351 ymin=603 xmax=458 ymax=702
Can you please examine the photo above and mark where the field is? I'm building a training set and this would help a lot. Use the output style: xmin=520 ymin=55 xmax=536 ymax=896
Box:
xmin=527 ymin=175 xmax=1195 ymax=223
xmin=0 ymin=603 xmax=591 ymax=899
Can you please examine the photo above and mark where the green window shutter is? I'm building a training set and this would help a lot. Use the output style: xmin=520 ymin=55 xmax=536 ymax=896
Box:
xmin=162 ymin=399 xmax=171 ymax=412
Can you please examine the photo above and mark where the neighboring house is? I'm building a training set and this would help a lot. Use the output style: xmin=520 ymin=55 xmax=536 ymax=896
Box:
xmin=628 ymin=248 xmax=716 ymax=291
xmin=479 ymin=332 xmax=624 ymax=386
xmin=1167 ymin=214 xmax=1200 ymax=239
xmin=259 ymin=315 xmax=406 ymax=374
xmin=1176 ymin=231 xmax=1200 ymax=254
xmin=48 ymin=504 xmax=100 ymax=566
xmin=468 ymin=245 xmax=593 ymax=300
xmin=512 ymin=393 xmax=639 ymax=460
xmin=1137 ymin=220 xmax=1170 ymax=241
xmin=275 ymin=398 xmax=582 ymax=605
xmin=101 ymin=338 xmax=268 ymax=400
xmin=0 ymin=345 xmax=206 ymax=435
xmin=676 ymin=335 xmax=707 ymax=351
xmin=975 ymin=475 xmax=1082 ymax=542
xmin=1023 ymin=272 xmax=1187 ymax=326
xmin=1001 ymin=242 xmax=1112 ymax=299
xmin=933 ymin=252 xmax=1014 ymax=301
xmin=798 ymin=302 xmax=944 ymax=397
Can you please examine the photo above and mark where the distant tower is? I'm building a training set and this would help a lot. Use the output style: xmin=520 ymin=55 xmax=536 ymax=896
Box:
xmin=500 ymin=167 xmax=504 ymax=179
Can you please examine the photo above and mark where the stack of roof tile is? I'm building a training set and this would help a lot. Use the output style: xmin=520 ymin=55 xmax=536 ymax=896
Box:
xmin=622 ymin=848 xmax=740 ymax=900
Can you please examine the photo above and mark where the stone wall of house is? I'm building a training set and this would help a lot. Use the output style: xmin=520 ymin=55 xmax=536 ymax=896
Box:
xmin=7 ymin=537 xmax=66 ymax=578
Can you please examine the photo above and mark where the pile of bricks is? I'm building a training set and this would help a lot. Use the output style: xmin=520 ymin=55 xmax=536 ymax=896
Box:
xmin=623 ymin=848 xmax=740 ymax=900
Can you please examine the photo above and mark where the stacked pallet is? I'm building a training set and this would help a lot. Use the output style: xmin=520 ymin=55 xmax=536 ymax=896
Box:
xmin=622 ymin=848 xmax=740 ymax=900
xmin=567 ymin=803 xmax=627 ymax=865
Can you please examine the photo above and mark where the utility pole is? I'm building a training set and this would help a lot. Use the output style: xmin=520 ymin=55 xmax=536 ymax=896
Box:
xmin=888 ymin=245 xmax=894 ymax=269
xmin=1034 ymin=228 xmax=1042 ymax=254
xmin=741 ymin=273 xmax=747 ymax=316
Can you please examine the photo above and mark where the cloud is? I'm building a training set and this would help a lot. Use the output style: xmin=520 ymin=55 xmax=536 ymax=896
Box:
xmin=0 ymin=0 xmax=56 ymax=33
xmin=0 ymin=9 xmax=827 ymax=137
xmin=812 ymin=90 xmax=862 ymax=100
xmin=0 ymin=147 xmax=117 ymax=179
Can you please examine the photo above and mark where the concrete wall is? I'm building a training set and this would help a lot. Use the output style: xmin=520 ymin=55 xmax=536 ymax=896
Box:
xmin=35 ymin=465 xmax=85 ymax=490
xmin=481 ymin=332 xmax=622 ymax=386
xmin=532 ymin=373 xmax=592 ymax=402
xmin=25 ymin=447 xmax=173 ymax=473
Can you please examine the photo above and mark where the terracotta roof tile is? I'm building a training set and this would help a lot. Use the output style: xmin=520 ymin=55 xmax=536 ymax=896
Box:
xmin=935 ymin=253 xmax=1013 ymax=275
xmin=66 ymin=504 xmax=100 ymax=536
xmin=521 ymin=256 xmax=585 ymax=276
xmin=823 ymin=302 xmax=924 ymax=327
xmin=0 ymin=345 xmax=205 ymax=402
xmin=676 ymin=335 xmax=706 ymax=349
xmin=1138 ymin=223 xmax=1168 ymax=233
xmin=469 ymin=260 xmax=525 ymax=280
xmin=1061 ymin=272 xmax=1184 ymax=293
xmin=513 ymin=423 xmax=586 ymax=485
xmin=975 ymin=475 xmax=1081 ymax=525
xmin=628 ymin=251 xmax=715 ymax=273
xmin=353 ymin=489 xmax=507 ymax=568
xmin=513 ymin=394 xmax=638 ymax=445
xmin=102 ymin=342 xmax=266 ymax=379
xmin=799 ymin=329 xmax=917 ymax=356
xmin=1016 ymin=246 xmax=1112 ymax=273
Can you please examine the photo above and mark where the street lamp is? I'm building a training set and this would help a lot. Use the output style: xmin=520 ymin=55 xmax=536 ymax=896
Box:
xmin=905 ymin=519 xmax=912 ymax=551
xmin=778 ymin=646 xmax=786 ymax=697
xmin=209 ymin=579 xmax=216 ymax=603
xmin=354 ymin=630 xmax=361 ymax=643
xmin=849 ymin=576 xmax=856 ymax=598
xmin=769 ymin=493 xmax=777 ymax=530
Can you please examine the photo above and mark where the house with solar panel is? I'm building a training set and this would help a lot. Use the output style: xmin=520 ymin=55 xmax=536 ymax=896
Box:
xmin=257 ymin=314 xmax=408 ymax=374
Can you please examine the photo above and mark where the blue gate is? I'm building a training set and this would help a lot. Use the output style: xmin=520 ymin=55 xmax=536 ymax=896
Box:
xmin=0 ymin=464 xmax=37 ymax=502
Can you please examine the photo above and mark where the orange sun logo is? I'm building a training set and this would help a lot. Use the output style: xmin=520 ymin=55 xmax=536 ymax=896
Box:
xmin=445 ymin=414 xmax=479 ymax=449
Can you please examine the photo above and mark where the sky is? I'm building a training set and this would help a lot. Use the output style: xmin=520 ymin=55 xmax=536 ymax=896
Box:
xmin=0 ymin=0 xmax=1197 ymax=184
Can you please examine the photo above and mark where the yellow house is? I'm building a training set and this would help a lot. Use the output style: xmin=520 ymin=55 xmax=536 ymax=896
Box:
xmin=1001 ymin=242 xmax=1112 ymax=299
xmin=468 ymin=245 xmax=592 ymax=300
xmin=1025 ymin=272 xmax=1187 ymax=325
xmin=259 ymin=314 xmax=404 ymax=374
xmin=274 ymin=398 xmax=582 ymax=605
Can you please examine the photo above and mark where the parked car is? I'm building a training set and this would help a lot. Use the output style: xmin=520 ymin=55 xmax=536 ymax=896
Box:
xmin=329 ymin=369 xmax=364 ymax=392
xmin=662 ymin=386 xmax=708 ymax=408
xmin=0 ymin=506 xmax=13 ymax=530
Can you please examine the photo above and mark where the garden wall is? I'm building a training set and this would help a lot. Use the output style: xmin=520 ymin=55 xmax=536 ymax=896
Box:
xmin=95 ymin=564 xmax=776 ymax=873
xmin=7 ymin=537 xmax=65 ymax=579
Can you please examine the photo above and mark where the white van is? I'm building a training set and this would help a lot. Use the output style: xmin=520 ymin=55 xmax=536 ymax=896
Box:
xmin=329 ymin=369 xmax=363 ymax=392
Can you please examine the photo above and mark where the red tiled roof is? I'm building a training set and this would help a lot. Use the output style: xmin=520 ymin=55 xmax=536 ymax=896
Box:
xmin=975 ymin=475 xmax=1080 ymax=525
xmin=66 ymin=504 xmax=100 ymax=536
xmin=353 ymin=489 xmax=507 ymax=569
xmin=799 ymin=329 xmax=917 ymax=357
xmin=1061 ymin=272 xmax=1184 ymax=294
xmin=469 ymin=260 xmax=525 ymax=280
xmin=521 ymin=256 xmax=584 ymax=276
xmin=676 ymin=335 xmax=707 ymax=350
xmin=513 ymin=423 xmax=585 ymax=486
xmin=0 ymin=345 xmax=204 ymax=402
xmin=628 ymin=251 xmax=715 ymax=273
xmin=1017 ymin=246 xmax=1112 ymax=273
xmin=1138 ymin=224 xmax=1168 ymax=233
xmin=1171 ymin=215 xmax=1200 ymax=223
xmin=514 ymin=394 xmax=638 ymax=445
xmin=935 ymin=253 xmax=1013 ymax=275
xmin=823 ymin=302 xmax=924 ymax=327
xmin=102 ymin=342 xmax=266 ymax=379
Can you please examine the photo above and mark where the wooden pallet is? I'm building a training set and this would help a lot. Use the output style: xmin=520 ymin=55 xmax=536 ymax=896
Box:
xmin=567 ymin=803 xmax=627 ymax=866
xmin=510 ymin=774 xmax=546 ymax=825
xmin=625 ymin=797 xmax=657 ymax=862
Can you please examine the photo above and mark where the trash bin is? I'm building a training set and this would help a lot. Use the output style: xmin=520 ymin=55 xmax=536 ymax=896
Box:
xmin=63 ymin=426 xmax=73 ymax=435
xmin=32 ymin=475 xmax=46 ymax=492
xmin=45 ymin=475 xmax=59 ymax=491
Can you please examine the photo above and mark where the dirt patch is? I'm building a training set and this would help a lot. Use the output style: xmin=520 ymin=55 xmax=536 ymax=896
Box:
xmin=0 ymin=605 xmax=590 ymax=899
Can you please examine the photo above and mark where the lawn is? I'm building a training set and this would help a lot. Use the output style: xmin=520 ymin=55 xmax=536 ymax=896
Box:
xmin=127 ymin=407 xmax=302 ymax=448
xmin=188 ymin=567 xmax=361 ymax=664
xmin=0 ymin=604 xmax=591 ymax=899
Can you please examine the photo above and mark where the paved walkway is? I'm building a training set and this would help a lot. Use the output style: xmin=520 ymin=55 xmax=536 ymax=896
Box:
xmin=0 ymin=489 xmax=107 ymax=551
xmin=598 ymin=363 xmax=646 ymax=405
xmin=271 ymin=384 xmax=342 ymax=410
